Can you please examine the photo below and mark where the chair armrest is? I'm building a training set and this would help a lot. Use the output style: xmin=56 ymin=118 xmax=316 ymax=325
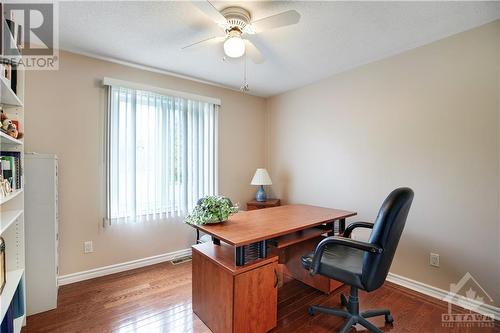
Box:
xmin=343 ymin=221 xmax=374 ymax=238
xmin=309 ymin=236 xmax=383 ymax=275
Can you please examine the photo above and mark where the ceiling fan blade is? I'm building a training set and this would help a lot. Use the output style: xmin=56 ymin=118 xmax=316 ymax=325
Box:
xmin=247 ymin=10 xmax=300 ymax=34
xmin=182 ymin=36 xmax=225 ymax=50
xmin=191 ymin=0 xmax=227 ymax=27
xmin=245 ymin=39 xmax=265 ymax=64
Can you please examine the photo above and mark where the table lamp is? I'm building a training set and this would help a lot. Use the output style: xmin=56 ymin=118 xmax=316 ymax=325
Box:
xmin=251 ymin=168 xmax=272 ymax=202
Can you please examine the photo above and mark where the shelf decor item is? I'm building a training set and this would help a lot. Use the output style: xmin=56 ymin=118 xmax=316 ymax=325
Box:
xmin=1 ymin=112 xmax=23 ymax=139
xmin=0 ymin=237 xmax=5 ymax=295
xmin=250 ymin=168 xmax=272 ymax=202
xmin=0 ymin=175 xmax=12 ymax=196
xmin=184 ymin=196 xmax=238 ymax=226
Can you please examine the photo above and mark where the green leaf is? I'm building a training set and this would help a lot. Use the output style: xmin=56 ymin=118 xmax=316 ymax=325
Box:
xmin=184 ymin=196 xmax=239 ymax=225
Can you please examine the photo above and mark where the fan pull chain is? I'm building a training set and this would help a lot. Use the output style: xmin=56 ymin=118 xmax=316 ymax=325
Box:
xmin=240 ymin=54 xmax=249 ymax=92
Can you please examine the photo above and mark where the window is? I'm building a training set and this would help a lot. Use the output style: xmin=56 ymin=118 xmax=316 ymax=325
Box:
xmin=104 ymin=83 xmax=219 ymax=224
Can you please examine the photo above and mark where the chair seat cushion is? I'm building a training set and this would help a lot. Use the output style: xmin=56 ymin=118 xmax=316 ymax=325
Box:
xmin=301 ymin=244 xmax=365 ymax=290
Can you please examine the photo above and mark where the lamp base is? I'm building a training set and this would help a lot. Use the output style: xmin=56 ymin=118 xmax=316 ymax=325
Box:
xmin=255 ymin=185 xmax=267 ymax=202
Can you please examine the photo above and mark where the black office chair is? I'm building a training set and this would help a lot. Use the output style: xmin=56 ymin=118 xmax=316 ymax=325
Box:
xmin=301 ymin=187 xmax=414 ymax=333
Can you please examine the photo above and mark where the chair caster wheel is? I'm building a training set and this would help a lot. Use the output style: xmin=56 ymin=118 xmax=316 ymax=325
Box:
xmin=340 ymin=294 xmax=348 ymax=307
xmin=385 ymin=314 xmax=394 ymax=324
xmin=308 ymin=307 xmax=316 ymax=316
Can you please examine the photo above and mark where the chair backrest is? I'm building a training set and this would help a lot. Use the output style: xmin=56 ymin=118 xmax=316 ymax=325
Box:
xmin=361 ymin=187 xmax=414 ymax=291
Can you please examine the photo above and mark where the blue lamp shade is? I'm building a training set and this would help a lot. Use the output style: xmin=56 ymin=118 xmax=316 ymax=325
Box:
xmin=251 ymin=168 xmax=272 ymax=202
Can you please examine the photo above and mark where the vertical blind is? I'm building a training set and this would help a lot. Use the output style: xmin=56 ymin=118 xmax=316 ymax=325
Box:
xmin=105 ymin=85 xmax=219 ymax=224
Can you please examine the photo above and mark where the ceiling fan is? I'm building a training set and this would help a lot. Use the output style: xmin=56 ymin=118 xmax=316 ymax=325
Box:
xmin=182 ymin=1 xmax=301 ymax=64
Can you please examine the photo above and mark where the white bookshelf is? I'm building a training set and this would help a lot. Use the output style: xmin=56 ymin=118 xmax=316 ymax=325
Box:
xmin=0 ymin=188 xmax=23 ymax=205
xmin=14 ymin=314 xmax=25 ymax=332
xmin=0 ymin=269 xmax=24 ymax=321
xmin=0 ymin=209 xmax=23 ymax=234
xmin=0 ymin=76 xmax=23 ymax=107
xmin=1 ymin=13 xmax=26 ymax=331
xmin=0 ymin=130 xmax=23 ymax=145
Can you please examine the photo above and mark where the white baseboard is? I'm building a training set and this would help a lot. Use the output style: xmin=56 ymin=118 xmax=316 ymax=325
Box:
xmin=387 ymin=272 xmax=500 ymax=319
xmin=58 ymin=248 xmax=192 ymax=286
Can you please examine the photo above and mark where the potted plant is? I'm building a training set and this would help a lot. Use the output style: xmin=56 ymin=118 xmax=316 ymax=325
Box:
xmin=184 ymin=196 xmax=238 ymax=225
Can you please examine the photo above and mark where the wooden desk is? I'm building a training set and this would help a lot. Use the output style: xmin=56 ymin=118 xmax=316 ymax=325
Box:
xmin=193 ymin=204 xmax=355 ymax=265
xmin=191 ymin=204 xmax=356 ymax=333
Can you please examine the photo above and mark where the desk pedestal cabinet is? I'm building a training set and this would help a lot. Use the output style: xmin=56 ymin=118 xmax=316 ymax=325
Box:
xmin=192 ymin=242 xmax=278 ymax=333
xmin=190 ymin=205 xmax=356 ymax=333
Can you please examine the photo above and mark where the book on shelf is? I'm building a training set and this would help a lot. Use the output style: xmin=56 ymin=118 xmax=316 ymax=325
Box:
xmin=0 ymin=151 xmax=22 ymax=190
xmin=10 ymin=64 xmax=17 ymax=93
xmin=6 ymin=19 xmax=16 ymax=40
xmin=3 ymin=64 xmax=12 ymax=81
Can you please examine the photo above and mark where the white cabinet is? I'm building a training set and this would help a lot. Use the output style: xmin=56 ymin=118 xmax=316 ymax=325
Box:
xmin=24 ymin=153 xmax=58 ymax=315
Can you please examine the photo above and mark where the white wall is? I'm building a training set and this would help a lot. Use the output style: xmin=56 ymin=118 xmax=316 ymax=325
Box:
xmin=266 ymin=20 xmax=500 ymax=305
xmin=24 ymin=51 xmax=266 ymax=275
xmin=22 ymin=20 xmax=500 ymax=309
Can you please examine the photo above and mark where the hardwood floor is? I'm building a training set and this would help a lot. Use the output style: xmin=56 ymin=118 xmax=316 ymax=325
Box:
xmin=23 ymin=261 xmax=499 ymax=333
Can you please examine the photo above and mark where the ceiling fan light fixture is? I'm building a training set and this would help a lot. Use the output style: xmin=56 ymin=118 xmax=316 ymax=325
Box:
xmin=223 ymin=34 xmax=245 ymax=58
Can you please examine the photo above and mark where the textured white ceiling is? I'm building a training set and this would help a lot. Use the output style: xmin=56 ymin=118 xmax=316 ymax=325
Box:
xmin=59 ymin=1 xmax=500 ymax=97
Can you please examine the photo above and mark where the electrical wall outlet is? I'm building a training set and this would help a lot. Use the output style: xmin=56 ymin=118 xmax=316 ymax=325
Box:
xmin=84 ymin=241 xmax=93 ymax=253
xmin=430 ymin=253 xmax=440 ymax=267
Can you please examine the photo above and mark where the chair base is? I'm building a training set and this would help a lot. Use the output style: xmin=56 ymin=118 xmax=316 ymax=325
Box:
xmin=308 ymin=287 xmax=393 ymax=333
